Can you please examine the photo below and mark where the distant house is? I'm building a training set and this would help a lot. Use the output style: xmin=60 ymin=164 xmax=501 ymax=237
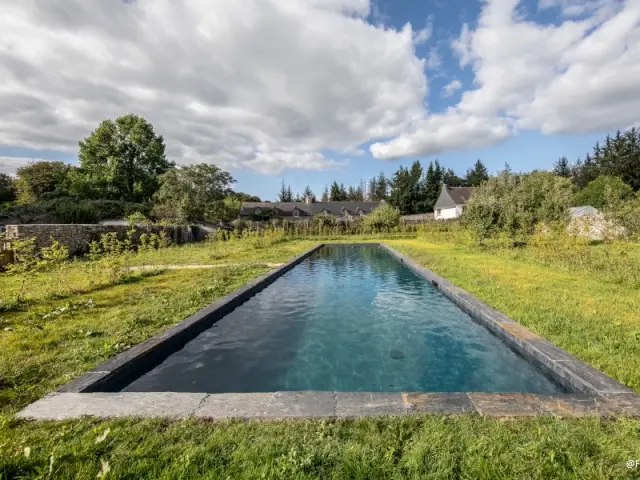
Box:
xmin=434 ymin=185 xmax=473 ymax=220
xmin=239 ymin=197 xmax=381 ymax=220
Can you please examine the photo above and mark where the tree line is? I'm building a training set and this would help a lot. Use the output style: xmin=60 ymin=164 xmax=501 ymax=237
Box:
xmin=275 ymin=159 xmax=490 ymax=215
xmin=0 ymin=114 xmax=260 ymax=224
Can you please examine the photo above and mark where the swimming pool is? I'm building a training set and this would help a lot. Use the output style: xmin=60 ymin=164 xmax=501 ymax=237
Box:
xmin=121 ymin=244 xmax=562 ymax=394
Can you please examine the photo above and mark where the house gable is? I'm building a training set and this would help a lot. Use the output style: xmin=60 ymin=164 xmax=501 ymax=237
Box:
xmin=434 ymin=185 xmax=457 ymax=210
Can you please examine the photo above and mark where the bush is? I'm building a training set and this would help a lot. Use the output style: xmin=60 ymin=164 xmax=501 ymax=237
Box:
xmin=574 ymin=175 xmax=633 ymax=209
xmin=363 ymin=203 xmax=400 ymax=233
xmin=463 ymin=170 xmax=574 ymax=243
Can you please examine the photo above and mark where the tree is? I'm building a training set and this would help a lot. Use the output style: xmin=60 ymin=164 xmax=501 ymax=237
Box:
xmin=573 ymin=128 xmax=640 ymax=191
xmin=553 ymin=156 xmax=571 ymax=177
xmin=321 ymin=186 xmax=329 ymax=202
xmin=302 ymin=185 xmax=315 ymax=202
xmin=232 ymin=192 xmax=261 ymax=202
xmin=363 ymin=203 xmax=400 ymax=232
xmin=443 ymin=168 xmax=463 ymax=187
xmin=374 ymin=172 xmax=388 ymax=200
xmin=15 ymin=161 xmax=71 ymax=203
xmin=277 ymin=180 xmax=293 ymax=202
xmin=0 ymin=173 xmax=17 ymax=203
xmin=75 ymin=114 xmax=173 ymax=202
xmin=465 ymin=160 xmax=489 ymax=187
xmin=151 ymin=164 xmax=235 ymax=223
xmin=573 ymin=175 xmax=634 ymax=209
xmin=422 ymin=160 xmax=444 ymax=212
xmin=329 ymin=181 xmax=348 ymax=201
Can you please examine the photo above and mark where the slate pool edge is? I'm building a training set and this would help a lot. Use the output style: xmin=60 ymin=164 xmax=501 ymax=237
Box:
xmin=17 ymin=242 xmax=640 ymax=421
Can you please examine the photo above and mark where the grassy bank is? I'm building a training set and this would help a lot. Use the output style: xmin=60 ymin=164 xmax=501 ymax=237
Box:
xmin=2 ymin=416 xmax=639 ymax=479
xmin=1 ymin=235 xmax=640 ymax=479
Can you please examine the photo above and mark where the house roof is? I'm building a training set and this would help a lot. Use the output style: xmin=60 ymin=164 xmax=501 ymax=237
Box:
xmin=569 ymin=206 xmax=600 ymax=217
xmin=434 ymin=185 xmax=473 ymax=209
xmin=240 ymin=201 xmax=381 ymax=217
xmin=447 ymin=187 xmax=472 ymax=205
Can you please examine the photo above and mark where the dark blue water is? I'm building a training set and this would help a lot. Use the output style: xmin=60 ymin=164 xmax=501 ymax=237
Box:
xmin=123 ymin=245 xmax=562 ymax=393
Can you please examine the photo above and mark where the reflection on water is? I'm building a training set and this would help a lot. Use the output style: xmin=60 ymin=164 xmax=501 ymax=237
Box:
xmin=122 ymin=245 xmax=563 ymax=394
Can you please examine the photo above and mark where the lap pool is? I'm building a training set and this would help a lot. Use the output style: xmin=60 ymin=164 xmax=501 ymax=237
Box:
xmin=121 ymin=244 xmax=563 ymax=394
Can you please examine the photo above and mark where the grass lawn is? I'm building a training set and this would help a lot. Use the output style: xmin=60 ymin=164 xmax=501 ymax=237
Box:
xmin=1 ymin=236 xmax=640 ymax=479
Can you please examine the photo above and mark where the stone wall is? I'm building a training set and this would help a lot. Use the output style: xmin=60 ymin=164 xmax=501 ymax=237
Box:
xmin=4 ymin=224 xmax=207 ymax=255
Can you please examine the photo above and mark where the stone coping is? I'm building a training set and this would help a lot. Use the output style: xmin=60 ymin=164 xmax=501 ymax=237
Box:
xmin=17 ymin=391 xmax=640 ymax=420
xmin=16 ymin=242 xmax=639 ymax=420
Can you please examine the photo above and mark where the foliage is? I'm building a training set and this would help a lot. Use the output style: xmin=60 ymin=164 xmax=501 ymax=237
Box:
xmin=363 ymin=203 xmax=400 ymax=232
xmin=463 ymin=169 xmax=574 ymax=243
xmin=321 ymin=186 xmax=329 ymax=202
xmin=277 ymin=180 xmax=293 ymax=202
xmin=231 ymin=192 xmax=261 ymax=202
xmin=573 ymin=175 xmax=634 ymax=209
xmin=152 ymin=164 xmax=235 ymax=223
xmin=464 ymin=159 xmax=489 ymax=186
xmin=368 ymin=172 xmax=389 ymax=201
xmin=572 ymin=128 xmax=640 ymax=190
xmin=422 ymin=160 xmax=444 ymax=212
xmin=553 ymin=156 xmax=571 ymax=177
xmin=219 ymin=196 xmax=243 ymax=222
xmin=0 ymin=173 xmax=16 ymax=203
xmin=15 ymin=161 xmax=71 ymax=204
xmin=389 ymin=160 xmax=424 ymax=214
xmin=74 ymin=114 xmax=173 ymax=202
xmin=46 ymin=197 xmax=101 ymax=224
xmin=329 ymin=181 xmax=348 ymax=201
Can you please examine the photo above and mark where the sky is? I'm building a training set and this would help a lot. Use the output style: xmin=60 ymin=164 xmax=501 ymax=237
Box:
xmin=1 ymin=0 xmax=639 ymax=201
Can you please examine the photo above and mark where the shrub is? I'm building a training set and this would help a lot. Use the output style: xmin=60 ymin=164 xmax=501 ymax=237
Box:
xmin=363 ymin=203 xmax=400 ymax=233
xmin=463 ymin=170 xmax=574 ymax=243
xmin=574 ymin=175 xmax=633 ymax=209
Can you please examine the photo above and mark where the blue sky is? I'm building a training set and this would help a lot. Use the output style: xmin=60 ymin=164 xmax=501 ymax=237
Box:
xmin=1 ymin=0 xmax=636 ymax=201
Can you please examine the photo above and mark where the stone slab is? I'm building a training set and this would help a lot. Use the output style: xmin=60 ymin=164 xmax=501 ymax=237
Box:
xmin=17 ymin=392 xmax=207 ymax=420
xmin=195 ymin=393 xmax=274 ymax=419
xmin=535 ymin=394 xmax=600 ymax=417
xmin=468 ymin=393 xmax=548 ymax=417
xmin=264 ymin=391 xmax=336 ymax=418
xmin=405 ymin=392 xmax=474 ymax=414
xmin=335 ymin=392 xmax=407 ymax=417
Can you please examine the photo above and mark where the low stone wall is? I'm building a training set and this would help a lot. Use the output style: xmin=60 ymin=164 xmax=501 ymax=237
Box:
xmin=4 ymin=224 xmax=207 ymax=255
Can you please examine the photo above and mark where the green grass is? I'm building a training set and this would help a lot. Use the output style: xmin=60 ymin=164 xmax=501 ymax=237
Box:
xmin=2 ymin=415 xmax=640 ymax=479
xmin=2 ymin=235 xmax=640 ymax=479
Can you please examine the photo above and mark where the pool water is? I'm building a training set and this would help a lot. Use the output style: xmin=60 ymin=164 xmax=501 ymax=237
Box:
xmin=122 ymin=245 xmax=563 ymax=393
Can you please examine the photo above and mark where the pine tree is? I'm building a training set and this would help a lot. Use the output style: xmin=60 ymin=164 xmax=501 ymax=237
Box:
xmin=423 ymin=161 xmax=441 ymax=212
xmin=375 ymin=172 xmax=388 ymax=200
xmin=347 ymin=185 xmax=357 ymax=200
xmin=465 ymin=160 xmax=489 ymax=186
xmin=302 ymin=185 xmax=314 ymax=201
xmin=321 ymin=185 xmax=329 ymax=202
xmin=443 ymin=168 xmax=462 ymax=187
xmin=368 ymin=177 xmax=377 ymax=200
xmin=552 ymin=156 xmax=571 ymax=178
xmin=278 ymin=180 xmax=288 ymax=202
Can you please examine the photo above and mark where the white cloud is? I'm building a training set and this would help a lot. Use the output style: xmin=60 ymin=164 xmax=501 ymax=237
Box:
xmin=413 ymin=25 xmax=433 ymax=45
xmin=443 ymin=79 xmax=462 ymax=97
xmin=451 ymin=0 xmax=640 ymax=135
xmin=0 ymin=0 xmax=426 ymax=174
xmin=369 ymin=111 xmax=511 ymax=159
